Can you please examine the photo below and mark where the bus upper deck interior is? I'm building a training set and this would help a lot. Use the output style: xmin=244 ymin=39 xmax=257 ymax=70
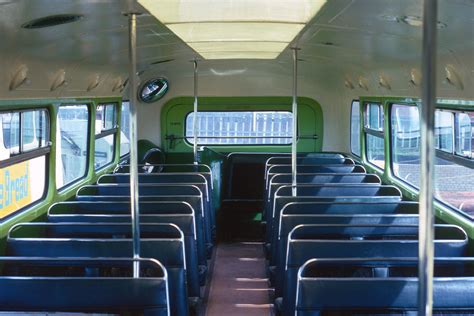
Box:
xmin=0 ymin=0 xmax=473 ymax=315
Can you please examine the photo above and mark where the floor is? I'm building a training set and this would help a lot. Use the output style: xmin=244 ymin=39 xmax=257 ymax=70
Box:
xmin=205 ymin=242 xmax=273 ymax=316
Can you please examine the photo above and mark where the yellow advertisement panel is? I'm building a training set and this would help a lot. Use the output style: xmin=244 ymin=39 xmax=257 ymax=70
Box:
xmin=0 ymin=161 xmax=31 ymax=218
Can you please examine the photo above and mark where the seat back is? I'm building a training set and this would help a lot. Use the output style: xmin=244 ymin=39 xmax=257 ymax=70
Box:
xmin=282 ymin=224 xmax=468 ymax=315
xmin=0 ymin=257 xmax=169 ymax=314
xmin=7 ymin=223 xmax=189 ymax=316
xmin=296 ymin=258 xmax=474 ymax=315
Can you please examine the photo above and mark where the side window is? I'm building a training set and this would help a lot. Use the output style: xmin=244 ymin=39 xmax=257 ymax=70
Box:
xmin=391 ymin=103 xmax=474 ymax=220
xmin=120 ymin=101 xmax=130 ymax=157
xmin=95 ymin=103 xmax=117 ymax=169
xmin=350 ymin=100 xmax=361 ymax=156
xmin=56 ymin=105 xmax=89 ymax=188
xmin=0 ymin=109 xmax=50 ymax=219
xmin=364 ymin=103 xmax=385 ymax=169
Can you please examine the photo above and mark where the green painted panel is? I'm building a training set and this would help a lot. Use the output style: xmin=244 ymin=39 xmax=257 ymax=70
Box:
xmin=161 ymin=96 xmax=324 ymax=153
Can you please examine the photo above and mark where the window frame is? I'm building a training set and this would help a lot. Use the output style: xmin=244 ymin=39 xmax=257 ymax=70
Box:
xmin=388 ymin=101 xmax=474 ymax=221
xmin=94 ymin=103 xmax=118 ymax=170
xmin=0 ymin=107 xmax=51 ymax=221
xmin=56 ymin=103 xmax=92 ymax=190
xmin=350 ymin=99 xmax=361 ymax=157
xmin=0 ymin=108 xmax=51 ymax=169
xmin=183 ymin=110 xmax=296 ymax=146
xmin=363 ymin=102 xmax=385 ymax=170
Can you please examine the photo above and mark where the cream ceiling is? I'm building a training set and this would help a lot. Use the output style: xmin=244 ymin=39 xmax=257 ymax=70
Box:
xmin=0 ymin=0 xmax=472 ymax=99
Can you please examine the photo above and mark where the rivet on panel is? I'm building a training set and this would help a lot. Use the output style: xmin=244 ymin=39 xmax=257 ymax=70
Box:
xmin=9 ymin=65 xmax=29 ymax=91
xmin=50 ymin=69 xmax=67 ymax=91
xmin=410 ymin=68 xmax=422 ymax=86
xmin=445 ymin=64 xmax=463 ymax=90
xmin=112 ymin=77 xmax=124 ymax=92
xmin=87 ymin=74 xmax=101 ymax=92
xmin=358 ymin=76 xmax=369 ymax=91
xmin=344 ymin=76 xmax=355 ymax=90
xmin=378 ymin=74 xmax=391 ymax=90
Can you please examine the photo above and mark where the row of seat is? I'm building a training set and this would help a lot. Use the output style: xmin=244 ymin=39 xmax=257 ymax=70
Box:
xmin=262 ymin=153 xmax=473 ymax=315
xmin=0 ymin=163 xmax=216 ymax=315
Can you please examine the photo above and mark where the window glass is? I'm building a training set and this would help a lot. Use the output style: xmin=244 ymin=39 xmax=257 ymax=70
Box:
xmin=365 ymin=102 xmax=385 ymax=169
xmin=366 ymin=103 xmax=384 ymax=130
xmin=120 ymin=101 xmax=130 ymax=156
xmin=391 ymin=103 xmax=474 ymax=220
xmin=21 ymin=110 xmax=48 ymax=152
xmin=56 ymin=105 xmax=89 ymax=188
xmin=0 ymin=109 xmax=49 ymax=219
xmin=95 ymin=134 xmax=115 ymax=169
xmin=435 ymin=111 xmax=454 ymax=153
xmin=185 ymin=111 xmax=293 ymax=145
xmin=2 ymin=112 xmax=20 ymax=155
xmin=350 ymin=101 xmax=361 ymax=156
xmin=95 ymin=103 xmax=117 ymax=169
xmin=455 ymin=112 xmax=473 ymax=158
xmin=366 ymin=133 xmax=385 ymax=169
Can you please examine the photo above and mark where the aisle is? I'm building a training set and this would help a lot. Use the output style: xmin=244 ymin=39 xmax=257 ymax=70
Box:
xmin=205 ymin=242 xmax=273 ymax=316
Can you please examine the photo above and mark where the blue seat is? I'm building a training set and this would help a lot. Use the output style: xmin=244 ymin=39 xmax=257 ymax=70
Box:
xmin=267 ymin=173 xmax=381 ymax=200
xmin=45 ymin=207 xmax=201 ymax=297
xmin=295 ymin=258 xmax=474 ymax=315
xmin=76 ymin=184 xmax=213 ymax=255
xmin=265 ymin=164 xmax=366 ymax=190
xmin=48 ymin=200 xmax=206 ymax=285
xmin=7 ymin=223 xmax=189 ymax=316
xmin=266 ymin=185 xmax=402 ymax=244
xmin=264 ymin=153 xmax=347 ymax=178
xmin=264 ymin=174 xmax=382 ymax=218
xmin=280 ymin=224 xmax=468 ymax=315
xmin=268 ymin=201 xmax=419 ymax=263
xmin=98 ymin=173 xmax=216 ymax=238
xmin=0 ymin=257 xmax=169 ymax=315
xmin=49 ymin=200 xmax=208 ymax=267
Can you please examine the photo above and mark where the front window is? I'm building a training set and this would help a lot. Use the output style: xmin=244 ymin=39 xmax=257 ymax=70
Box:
xmin=185 ymin=111 xmax=293 ymax=145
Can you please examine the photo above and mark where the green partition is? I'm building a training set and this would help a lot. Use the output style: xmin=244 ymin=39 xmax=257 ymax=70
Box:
xmin=161 ymin=96 xmax=324 ymax=153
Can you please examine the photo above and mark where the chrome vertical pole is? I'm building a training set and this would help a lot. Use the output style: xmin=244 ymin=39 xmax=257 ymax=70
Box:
xmin=291 ymin=48 xmax=299 ymax=197
xmin=127 ymin=12 xmax=141 ymax=278
xmin=419 ymin=0 xmax=438 ymax=315
xmin=193 ymin=59 xmax=199 ymax=164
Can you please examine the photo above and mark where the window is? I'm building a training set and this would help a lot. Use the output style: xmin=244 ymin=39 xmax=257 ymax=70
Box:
xmin=56 ymin=105 xmax=89 ymax=188
xmin=0 ymin=109 xmax=49 ymax=219
xmin=95 ymin=103 xmax=117 ymax=169
xmin=185 ymin=111 xmax=293 ymax=145
xmin=364 ymin=103 xmax=385 ymax=169
xmin=435 ymin=111 xmax=454 ymax=153
xmin=391 ymin=103 xmax=474 ymax=220
xmin=120 ymin=101 xmax=130 ymax=157
xmin=455 ymin=112 xmax=474 ymax=158
xmin=350 ymin=100 xmax=361 ymax=156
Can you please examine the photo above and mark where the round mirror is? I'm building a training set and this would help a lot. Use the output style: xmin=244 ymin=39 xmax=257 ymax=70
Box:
xmin=139 ymin=78 xmax=169 ymax=103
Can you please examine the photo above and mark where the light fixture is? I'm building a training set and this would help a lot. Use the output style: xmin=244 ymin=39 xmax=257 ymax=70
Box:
xmin=138 ymin=0 xmax=326 ymax=60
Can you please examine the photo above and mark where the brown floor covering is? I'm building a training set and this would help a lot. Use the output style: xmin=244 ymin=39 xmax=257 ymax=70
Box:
xmin=205 ymin=242 xmax=273 ymax=316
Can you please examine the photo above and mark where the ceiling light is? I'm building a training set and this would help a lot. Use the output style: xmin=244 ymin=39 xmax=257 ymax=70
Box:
xmin=138 ymin=0 xmax=327 ymax=59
